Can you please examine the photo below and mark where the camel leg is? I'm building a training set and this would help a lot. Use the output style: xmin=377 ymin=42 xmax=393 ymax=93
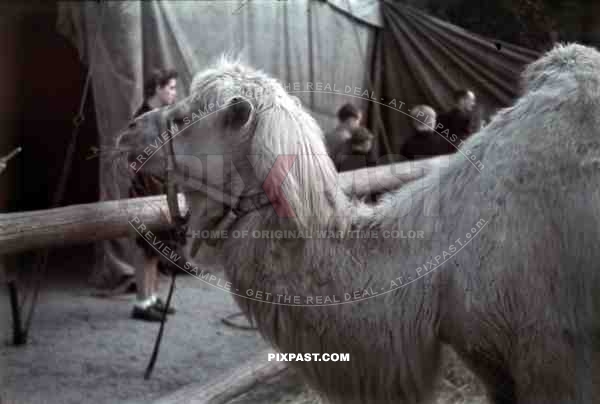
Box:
xmin=456 ymin=336 xmax=594 ymax=404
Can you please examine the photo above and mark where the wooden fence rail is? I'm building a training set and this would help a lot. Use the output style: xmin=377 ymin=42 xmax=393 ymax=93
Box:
xmin=0 ymin=157 xmax=445 ymax=256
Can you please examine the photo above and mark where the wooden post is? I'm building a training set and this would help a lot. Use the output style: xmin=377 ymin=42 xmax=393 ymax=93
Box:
xmin=0 ymin=157 xmax=446 ymax=256
xmin=0 ymin=194 xmax=187 ymax=255
xmin=7 ymin=280 xmax=26 ymax=345
xmin=337 ymin=155 xmax=445 ymax=196
xmin=148 ymin=350 xmax=288 ymax=404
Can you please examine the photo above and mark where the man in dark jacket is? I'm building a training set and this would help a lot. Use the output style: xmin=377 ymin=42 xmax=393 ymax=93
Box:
xmin=326 ymin=103 xmax=378 ymax=171
xmin=325 ymin=103 xmax=362 ymax=169
xmin=436 ymin=89 xmax=481 ymax=147
xmin=402 ymin=105 xmax=449 ymax=160
xmin=129 ymin=68 xmax=179 ymax=322
xmin=337 ymin=126 xmax=375 ymax=172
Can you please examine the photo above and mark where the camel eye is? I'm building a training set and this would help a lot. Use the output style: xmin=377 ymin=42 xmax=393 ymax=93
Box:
xmin=128 ymin=121 xmax=137 ymax=129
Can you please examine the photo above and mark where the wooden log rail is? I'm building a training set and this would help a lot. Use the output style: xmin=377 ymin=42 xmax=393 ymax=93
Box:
xmin=147 ymin=349 xmax=288 ymax=404
xmin=0 ymin=157 xmax=446 ymax=256
xmin=0 ymin=194 xmax=186 ymax=256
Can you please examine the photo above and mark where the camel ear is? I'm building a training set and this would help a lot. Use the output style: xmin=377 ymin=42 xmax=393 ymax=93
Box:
xmin=223 ymin=96 xmax=254 ymax=130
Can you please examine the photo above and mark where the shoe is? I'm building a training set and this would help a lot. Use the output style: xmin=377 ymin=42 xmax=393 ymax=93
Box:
xmin=152 ymin=298 xmax=176 ymax=315
xmin=131 ymin=305 xmax=167 ymax=322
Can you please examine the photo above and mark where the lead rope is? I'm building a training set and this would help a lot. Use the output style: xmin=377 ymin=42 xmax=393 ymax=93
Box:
xmin=144 ymin=113 xmax=189 ymax=379
xmin=18 ymin=1 xmax=108 ymax=342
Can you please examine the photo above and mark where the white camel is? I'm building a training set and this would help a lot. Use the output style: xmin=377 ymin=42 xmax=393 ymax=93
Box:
xmin=121 ymin=43 xmax=600 ymax=404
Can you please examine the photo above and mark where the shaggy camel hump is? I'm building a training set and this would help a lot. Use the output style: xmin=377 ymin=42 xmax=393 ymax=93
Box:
xmin=457 ymin=43 xmax=600 ymax=203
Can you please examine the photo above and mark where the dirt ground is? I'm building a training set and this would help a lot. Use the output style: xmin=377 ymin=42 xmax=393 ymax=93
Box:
xmin=1 ymin=246 xmax=489 ymax=404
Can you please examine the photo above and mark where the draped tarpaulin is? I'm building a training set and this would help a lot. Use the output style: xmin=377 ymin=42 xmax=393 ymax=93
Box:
xmin=57 ymin=0 xmax=378 ymax=286
xmin=367 ymin=1 xmax=541 ymax=160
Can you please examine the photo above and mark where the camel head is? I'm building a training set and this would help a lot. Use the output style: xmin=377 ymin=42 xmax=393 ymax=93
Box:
xmin=121 ymin=57 xmax=345 ymax=230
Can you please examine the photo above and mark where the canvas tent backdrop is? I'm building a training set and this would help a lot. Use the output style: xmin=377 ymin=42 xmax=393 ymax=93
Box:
xmin=56 ymin=0 xmax=378 ymax=285
xmin=56 ymin=0 xmax=538 ymax=286
xmin=368 ymin=1 xmax=540 ymax=160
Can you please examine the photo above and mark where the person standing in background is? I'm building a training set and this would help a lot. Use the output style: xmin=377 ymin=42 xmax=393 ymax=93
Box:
xmin=402 ymin=105 xmax=450 ymax=160
xmin=128 ymin=68 xmax=180 ymax=322
xmin=436 ymin=89 xmax=481 ymax=145
xmin=337 ymin=126 xmax=375 ymax=172
xmin=325 ymin=103 xmax=363 ymax=170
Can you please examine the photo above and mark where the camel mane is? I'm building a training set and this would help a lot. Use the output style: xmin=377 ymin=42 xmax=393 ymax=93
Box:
xmin=188 ymin=56 xmax=372 ymax=232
